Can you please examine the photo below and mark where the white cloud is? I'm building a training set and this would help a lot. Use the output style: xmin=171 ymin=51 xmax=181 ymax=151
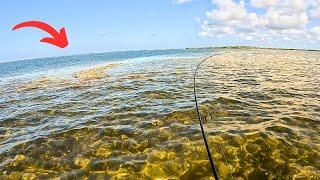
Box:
xmin=207 ymin=0 xmax=265 ymax=27
xmin=173 ymin=0 xmax=192 ymax=4
xmin=310 ymin=26 xmax=320 ymax=40
xmin=284 ymin=36 xmax=292 ymax=41
xmin=309 ymin=0 xmax=320 ymax=19
xmin=309 ymin=8 xmax=320 ymax=19
xmin=251 ymin=0 xmax=308 ymax=13
xmin=200 ymin=0 xmax=265 ymax=38
xmin=245 ymin=36 xmax=253 ymax=40
xmin=199 ymin=0 xmax=320 ymax=44
xmin=252 ymin=0 xmax=309 ymax=30
xmin=251 ymin=0 xmax=280 ymax=8
xmin=265 ymin=9 xmax=308 ymax=30
xmin=206 ymin=0 xmax=247 ymax=21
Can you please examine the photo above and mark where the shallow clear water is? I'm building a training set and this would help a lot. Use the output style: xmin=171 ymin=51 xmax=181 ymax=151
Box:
xmin=0 ymin=48 xmax=319 ymax=179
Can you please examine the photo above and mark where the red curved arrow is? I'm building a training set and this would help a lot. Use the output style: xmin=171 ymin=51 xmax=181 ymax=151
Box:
xmin=13 ymin=21 xmax=68 ymax=48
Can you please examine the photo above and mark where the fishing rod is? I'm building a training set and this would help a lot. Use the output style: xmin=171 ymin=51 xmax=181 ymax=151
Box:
xmin=193 ymin=54 xmax=220 ymax=180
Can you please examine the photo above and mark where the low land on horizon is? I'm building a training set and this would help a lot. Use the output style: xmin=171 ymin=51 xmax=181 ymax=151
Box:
xmin=189 ymin=46 xmax=320 ymax=52
xmin=2 ymin=45 xmax=320 ymax=64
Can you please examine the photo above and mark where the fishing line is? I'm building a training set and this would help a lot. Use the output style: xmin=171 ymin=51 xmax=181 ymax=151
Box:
xmin=193 ymin=53 xmax=234 ymax=180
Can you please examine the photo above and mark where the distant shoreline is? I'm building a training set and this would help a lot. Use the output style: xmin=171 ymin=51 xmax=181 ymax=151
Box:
xmin=1 ymin=46 xmax=319 ymax=64
xmin=186 ymin=46 xmax=320 ymax=52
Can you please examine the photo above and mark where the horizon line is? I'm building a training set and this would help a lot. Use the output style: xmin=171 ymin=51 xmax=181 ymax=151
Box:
xmin=1 ymin=45 xmax=319 ymax=65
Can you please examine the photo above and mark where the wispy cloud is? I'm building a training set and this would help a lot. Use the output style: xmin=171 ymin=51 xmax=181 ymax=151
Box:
xmin=173 ymin=0 xmax=192 ymax=4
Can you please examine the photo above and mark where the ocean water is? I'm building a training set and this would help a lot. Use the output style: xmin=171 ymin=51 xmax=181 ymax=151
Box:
xmin=0 ymin=49 xmax=213 ymax=80
xmin=0 ymin=48 xmax=319 ymax=179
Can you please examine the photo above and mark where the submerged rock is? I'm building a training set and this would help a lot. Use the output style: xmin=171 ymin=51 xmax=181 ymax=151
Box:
xmin=74 ymin=157 xmax=90 ymax=169
xmin=21 ymin=173 xmax=37 ymax=180
xmin=60 ymin=169 xmax=87 ymax=180
xmin=96 ymin=144 xmax=112 ymax=158
xmin=245 ymin=143 xmax=261 ymax=154
xmin=88 ymin=159 xmax=107 ymax=171
xmin=293 ymin=175 xmax=310 ymax=180
xmin=248 ymin=168 xmax=268 ymax=180
xmin=142 ymin=163 xmax=170 ymax=179
xmin=140 ymin=90 xmax=174 ymax=99
xmin=14 ymin=155 xmax=25 ymax=161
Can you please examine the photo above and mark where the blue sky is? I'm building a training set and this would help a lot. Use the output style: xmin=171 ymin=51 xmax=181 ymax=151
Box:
xmin=1 ymin=0 xmax=319 ymax=62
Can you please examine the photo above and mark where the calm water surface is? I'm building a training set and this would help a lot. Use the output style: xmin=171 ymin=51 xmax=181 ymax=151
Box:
xmin=0 ymin=48 xmax=319 ymax=179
